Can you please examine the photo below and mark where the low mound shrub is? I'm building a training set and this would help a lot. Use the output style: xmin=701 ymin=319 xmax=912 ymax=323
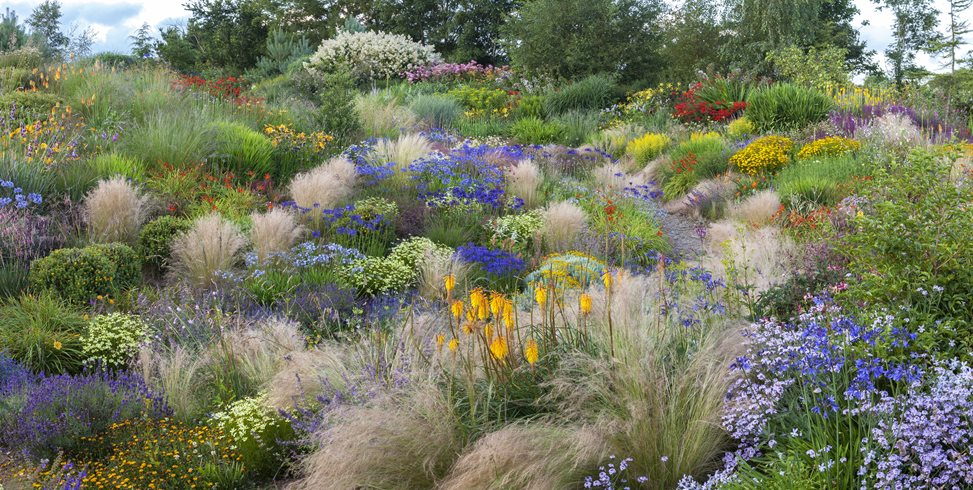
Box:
xmin=544 ymin=75 xmax=618 ymax=116
xmin=29 ymin=244 xmax=141 ymax=305
xmin=307 ymin=30 xmax=441 ymax=84
xmin=138 ymin=215 xmax=193 ymax=272
xmin=730 ymin=136 xmax=794 ymax=175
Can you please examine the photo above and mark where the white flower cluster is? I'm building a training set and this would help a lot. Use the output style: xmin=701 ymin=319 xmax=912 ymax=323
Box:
xmin=307 ymin=30 xmax=442 ymax=83
xmin=210 ymin=393 xmax=287 ymax=446
xmin=81 ymin=313 xmax=147 ymax=368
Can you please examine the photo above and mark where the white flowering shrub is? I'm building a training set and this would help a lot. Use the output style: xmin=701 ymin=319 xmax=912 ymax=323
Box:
xmin=210 ymin=393 xmax=293 ymax=477
xmin=388 ymin=237 xmax=453 ymax=272
xmin=306 ymin=30 xmax=442 ymax=84
xmin=860 ymin=113 xmax=925 ymax=157
xmin=488 ymin=211 xmax=543 ymax=249
xmin=349 ymin=255 xmax=417 ymax=295
xmin=81 ymin=313 xmax=147 ymax=368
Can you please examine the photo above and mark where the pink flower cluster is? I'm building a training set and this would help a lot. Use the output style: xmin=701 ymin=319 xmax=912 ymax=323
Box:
xmin=403 ymin=60 xmax=511 ymax=83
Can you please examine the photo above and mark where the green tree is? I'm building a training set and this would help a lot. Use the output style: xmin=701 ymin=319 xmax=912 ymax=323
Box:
xmin=26 ymin=0 xmax=68 ymax=59
xmin=661 ymin=0 xmax=728 ymax=82
xmin=766 ymin=45 xmax=850 ymax=89
xmin=155 ymin=25 xmax=198 ymax=73
xmin=813 ymin=0 xmax=874 ymax=73
xmin=873 ymin=0 xmax=940 ymax=88
xmin=502 ymin=0 xmax=664 ymax=83
xmin=130 ymin=23 xmax=155 ymax=59
xmin=933 ymin=0 xmax=972 ymax=73
xmin=723 ymin=0 xmax=821 ymax=71
xmin=0 ymin=8 xmax=30 ymax=51
xmin=184 ymin=0 xmax=270 ymax=73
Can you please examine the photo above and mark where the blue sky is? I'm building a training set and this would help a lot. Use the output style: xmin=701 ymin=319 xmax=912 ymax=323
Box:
xmin=3 ymin=0 xmax=962 ymax=73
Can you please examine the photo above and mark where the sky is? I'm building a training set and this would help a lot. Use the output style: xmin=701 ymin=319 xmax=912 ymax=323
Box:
xmin=2 ymin=0 xmax=963 ymax=74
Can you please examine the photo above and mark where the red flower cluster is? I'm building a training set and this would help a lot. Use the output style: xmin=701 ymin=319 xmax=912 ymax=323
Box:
xmin=671 ymin=152 xmax=699 ymax=174
xmin=174 ymin=75 xmax=251 ymax=103
xmin=672 ymin=83 xmax=746 ymax=124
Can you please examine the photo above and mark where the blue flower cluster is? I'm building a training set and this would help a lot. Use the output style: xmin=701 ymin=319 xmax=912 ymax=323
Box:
xmin=345 ymin=139 xmax=395 ymax=186
xmin=455 ymin=243 xmax=525 ymax=278
xmin=321 ymin=204 xmax=388 ymax=236
xmin=0 ymin=180 xmax=42 ymax=209
xmin=409 ymin=143 xmax=525 ymax=209
xmin=289 ymin=241 xmax=366 ymax=270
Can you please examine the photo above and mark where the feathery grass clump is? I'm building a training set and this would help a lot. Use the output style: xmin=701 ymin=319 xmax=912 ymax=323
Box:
xmin=288 ymin=156 xmax=358 ymax=210
xmin=250 ymin=208 xmax=303 ymax=263
xmin=356 ymin=91 xmax=417 ymax=139
xmin=373 ymin=133 xmax=434 ymax=172
xmin=84 ymin=176 xmax=149 ymax=245
xmin=171 ymin=213 xmax=247 ymax=288
xmin=728 ymin=189 xmax=782 ymax=226
xmin=539 ymin=200 xmax=587 ymax=252
xmin=506 ymin=159 xmax=543 ymax=209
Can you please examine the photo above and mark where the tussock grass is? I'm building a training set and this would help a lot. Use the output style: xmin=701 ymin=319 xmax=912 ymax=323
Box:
xmin=84 ymin=176 xmax=149 ymax=245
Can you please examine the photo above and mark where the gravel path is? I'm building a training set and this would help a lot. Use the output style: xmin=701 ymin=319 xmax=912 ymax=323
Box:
xmin=638 ymin=197 xmax=706 ymax=260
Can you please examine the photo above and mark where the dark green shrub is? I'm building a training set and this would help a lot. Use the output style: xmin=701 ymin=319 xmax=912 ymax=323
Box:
xmin=29 ymin=244 xmax=141 ymax=304
xmin=509 ymin=117 xmax=565 ymax=144
xmin=0 ymin=91 xmax=61 ymax=120
xmin=552 ymin=110 xmax=601 ymax=146
xmin=515 ymin=94 xmax=547 ymax=119
xmin=92 ymin=52 xmax=139 ymax=68
xmin=841 ymin=150 xmax=973 ymax=358
xmin=774 ymin=155 xmax=866 ymax=208
xmin=0 ymin=292 xmax=88 ymax=374
xmin=209 ymin=121 xmax=275 ymax=176
xmin=138 ymin=216 xmax=192 ymax=272
xmin=544 ymin=75 xmax=619 ymax=116
xmin=745 ymin=83 xmax=832 ymax=132
xmin=316 ymin=67 xmax=363 ymax=147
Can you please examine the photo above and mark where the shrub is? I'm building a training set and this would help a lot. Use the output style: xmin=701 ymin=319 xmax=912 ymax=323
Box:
xmin=544 ymin=75 xmax=618 ymax=116
xmin=250 ymin=208 xmax=303 ymax=263
xmin=729 ymin=136 xmax=794 ymax=175
xmin=0 ymin=369 xmax=169 ymax=460
xmin=29 ymin=244 xmax=141 ymax=305
xmin=210 ymin=394 xmax=294 ymax=477
xmin=209 ymin=121 xmax=275 ymax=177
xmin=81 ymin=313 xmax=147 ymax=369
xmin=0 ymin=293 xmax=87 ymax=374
xmin=745 ymin=83 xmax=833 ymax=132
xmin=0 ymin=67 xmax=30 ymax=91
xmin=625 ymin=132 xmax=670 ymax=167
xmin=509 ymin=117 xmax=565 ymax=145
xmin=796 ymin=136 xmax=861 ymax=160
xmin=0 ymin=47 xmax=44 ymax=69
xmin=726 ymin=116 xmax=755 ymax=139
xmin=348 ymin=256 xmax=416 ymax=295
xmin=665 ymin=134 xmax=729 ymax=181
xmin=409 ymin=94 xmax=463 ymax=128
xmin=84 ymin=177 xmax=149 ymax=245
xmin=488 ymin=211 xmax=544 ymax=252
xmin=515 ymin=94 xmax=546 ymax=119
xmin=171 ymin=213 xmax=247 ymax=288
xmin=841 ymin=150 xmax=973 ymax=355
xmin=447 ymin=86 xmax=511 ymax=117
xmin=307 ymin=30 xmax=441 ymax=84
xmin=388 ymin=236 xmax=452 ymax=273
xmin=0 ymin=91 xmax=60 ymax=119
xmin=553 ymin=110 xmax=601 ymax=147
xmin=138 ymin=215 xmax=192 ymax=272
xmin=316 ymin=67 xmax=363 ymax=146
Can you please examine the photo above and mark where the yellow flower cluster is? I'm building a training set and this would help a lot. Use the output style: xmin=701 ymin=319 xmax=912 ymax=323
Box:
xmin=1 ymin=107 xmax=83 ymax=166
xmin=263 ymin=124 xmax=334 ymax=153
xmin=827 ymin=84 xmax=895 ymax=111
xmin=726 ymin=117 xmax=755 ymax=139
xmin=730 ymin=136 xmax=794 ymax=175
xmin=626 ymin=132 xmax=670 ymax=166
xmin=77 ymin=418 xmax=243 ymax=489
xmin=620 ymin=82 xmax=679 ymax=114
xmin=796 ymin=136 xmax=861 ymax=160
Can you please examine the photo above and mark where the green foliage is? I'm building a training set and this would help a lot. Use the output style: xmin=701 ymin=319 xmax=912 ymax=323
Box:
xmin=315 ymin=67 xmax=362 ymax=147
xmin=666 ymin=134 xmax=730 ymax=180
xmin=252 ymin=29 xmax=312 ymax=80
xmin=514 ymin=94 xmax=546 ymax=119
xmin=124 ymin=107 xmax=215 ymax=169
xmin=447 ymin=86 xmax=510 ymax=116
xmin=88 ymin=152 xmax=146 ymax=181
xmin=552 ymin=111 xmax=601 ymax=147
xmin=0 ymin=47 xmax=44 ymax=70
xmin=29 ymin=244 xmax=141 ymax=305
xmin=543 ymin=75 xmax=619 ymax=116
xmin=183 ymin=0 xmax=270 ymax=73
xmin=774 ymin=155 xmax=866 ymax=208
xmin=502 ymin=0 xmax=664 ymax=83
xmin=156 ymin=26 xmax=198 ymax=73
xmin=209 ymin=121 xmax=275 ymax=176
xmin=81 ymin=313 xmax=147 ymax=368
xmin=26 ymin=0 xmax=68 ymax=60
xmin=841 ymin=149 xmax=973 ymax=358
xmin=388 ymin=236 xmax=451 ymax=272
xmin=509 ymin=117 xmax=565 ymax=145
xmin=210 ymin=394 xmax=294 ymax=478
xmin=766 ymin=45 xmax=850 ymax=90
xmin=349 ymin=256 xmax=416 ymax=296
xmin=139 ymin=216 xmax=193 ymax=272
xmin=0 ymin=292 xmax=87 ymax=374
xmin=455 ymin=117 xmax=510 ymax=139
xmin=745 ymin=83 xmax=833 ymax=131
xmin=0 ymin=91 xmax=60 ymax=119
xmin=0 ymin=67 xmax=30 ymax=91
xmin=409 ymin=94 xmax=463 ymax=128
